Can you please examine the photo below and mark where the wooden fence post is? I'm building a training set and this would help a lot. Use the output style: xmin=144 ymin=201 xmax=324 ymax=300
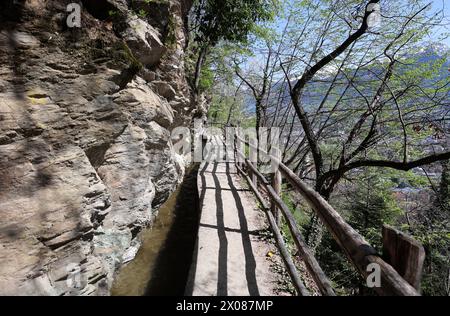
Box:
xmin=235 ymin=129 xmax=241 ymax=170
xmin=382 ymin=225 xmax=426 ymax=291
xmin=271 ymin=170 xmax=282 ymax=227
xmin=250 ymin=137 xmax=258 ymax=187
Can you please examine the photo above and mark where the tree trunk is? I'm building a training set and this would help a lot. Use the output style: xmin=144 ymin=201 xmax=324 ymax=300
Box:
xmin=255 ymin=97 xmax=262 ymax=146
xmin=193 ymin=46 xmax=208 ymax=93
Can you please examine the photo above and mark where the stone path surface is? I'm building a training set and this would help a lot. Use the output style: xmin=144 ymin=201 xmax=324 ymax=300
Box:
xmin=186 ymin=160 xmax=279 ymax=296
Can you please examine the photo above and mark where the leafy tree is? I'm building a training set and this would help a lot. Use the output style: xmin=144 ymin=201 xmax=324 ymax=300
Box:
xmin=189 ymin=0 xmax=276 ymax=92
xmin=200 ymin=0 xmax=450 ymax=295
xmin=264 ymin=0 xmax=450 ymax=250
xmin=316 ymin=169 xmax=403 ymax=295
xmin=412 ymin=159 xmax=450 ymax=296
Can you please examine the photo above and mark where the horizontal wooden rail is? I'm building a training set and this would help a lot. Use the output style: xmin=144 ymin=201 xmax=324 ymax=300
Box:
xmin=277 ymin=163 xmax=420 ymax=296
xmin=244 ymin=158 xmax=336 ymax=296
xmin=233 ymin=133 xmax=420 ymax=296
xmin=235 ymin=164 xmax=310 ymax=296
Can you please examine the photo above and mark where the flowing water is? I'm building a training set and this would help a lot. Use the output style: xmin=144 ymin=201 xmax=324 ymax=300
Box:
xmin=111 ymin=164 xmax=200 ymax=296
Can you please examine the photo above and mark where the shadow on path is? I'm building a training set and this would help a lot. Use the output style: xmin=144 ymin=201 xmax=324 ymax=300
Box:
xmin=212 ymin=162 xmax=228 ymax=296
xmin=225 ymin=162 xmax=260 ymax=296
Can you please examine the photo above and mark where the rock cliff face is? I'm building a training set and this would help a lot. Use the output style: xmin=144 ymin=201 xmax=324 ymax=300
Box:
xmin=0 ymin=0 xmax=197 ymax=295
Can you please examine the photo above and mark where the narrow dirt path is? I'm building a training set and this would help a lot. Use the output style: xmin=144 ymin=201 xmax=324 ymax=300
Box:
xmin=186 ymin=160 xmax=281 ymax=296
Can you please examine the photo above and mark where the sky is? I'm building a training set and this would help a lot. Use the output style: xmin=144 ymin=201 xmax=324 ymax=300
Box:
xmin=272 ymin=0 xmax=450 ymax=47
xmin=244 ymin=0 xmax=450 ymax=76
xmin=429 ymin=0 xmax=450 ymax=46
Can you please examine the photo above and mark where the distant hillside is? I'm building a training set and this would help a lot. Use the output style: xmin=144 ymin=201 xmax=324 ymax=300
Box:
xmin=257 ymin=43 xmax=450 ymax=118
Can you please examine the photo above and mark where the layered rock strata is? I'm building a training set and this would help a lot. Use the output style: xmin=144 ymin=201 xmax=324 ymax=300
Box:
xmin=0 ymin=0 xmax=198 ymax=295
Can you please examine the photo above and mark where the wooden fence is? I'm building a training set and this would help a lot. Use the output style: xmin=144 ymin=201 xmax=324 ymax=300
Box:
xmin=231 ymin=132 xmax=425 ymax=296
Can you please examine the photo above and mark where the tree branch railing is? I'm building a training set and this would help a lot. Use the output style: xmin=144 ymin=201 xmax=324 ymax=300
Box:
xmin=233 ymin=133 xmax=422 ymax=296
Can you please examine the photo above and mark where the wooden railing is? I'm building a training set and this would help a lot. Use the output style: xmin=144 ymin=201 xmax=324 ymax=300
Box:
xmin=231 ymin=132 xmax=424 ymax=296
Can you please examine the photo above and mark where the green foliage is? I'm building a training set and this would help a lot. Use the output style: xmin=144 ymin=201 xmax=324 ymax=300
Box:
xmin=108 ymin=10 xmax=118 ymax=18
xmin=412 ymin=224 xmax=449 ymax=296
xmin=281 ymin=187 xmax=310 ymax=228
xmin=165 ymin=15 xmax=177 ymax=48
xmin=316 ymin=233 xmax=363 ymax=295
xmin=346 ymin=178 xmax=403 ymax=248
xmin=188 ymin=0 xmax=277 ymax=93
xmin=439 ymin=160 xmax=450 ymax=212
xmin=280 ymin=187 xmax=310 ymax=246
xmin=131 ymin=0 xmax=171 ymax=19
xmin=111 ymin=41 xmax=143 ymax=72
xmin=316 ymin=169 xmax=404 ymax=295
xmin=314 ymin=165 xmax=449 ymax=295
xmin=192 ymin=0 xmax=276 ymax=48
xmin=198 ymin=64 xmax=214 ymax=91
xmin=137 ymin=9 xmax=148 ymax=18
xmin=411 ymin=161 xmax=450 ymax=296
